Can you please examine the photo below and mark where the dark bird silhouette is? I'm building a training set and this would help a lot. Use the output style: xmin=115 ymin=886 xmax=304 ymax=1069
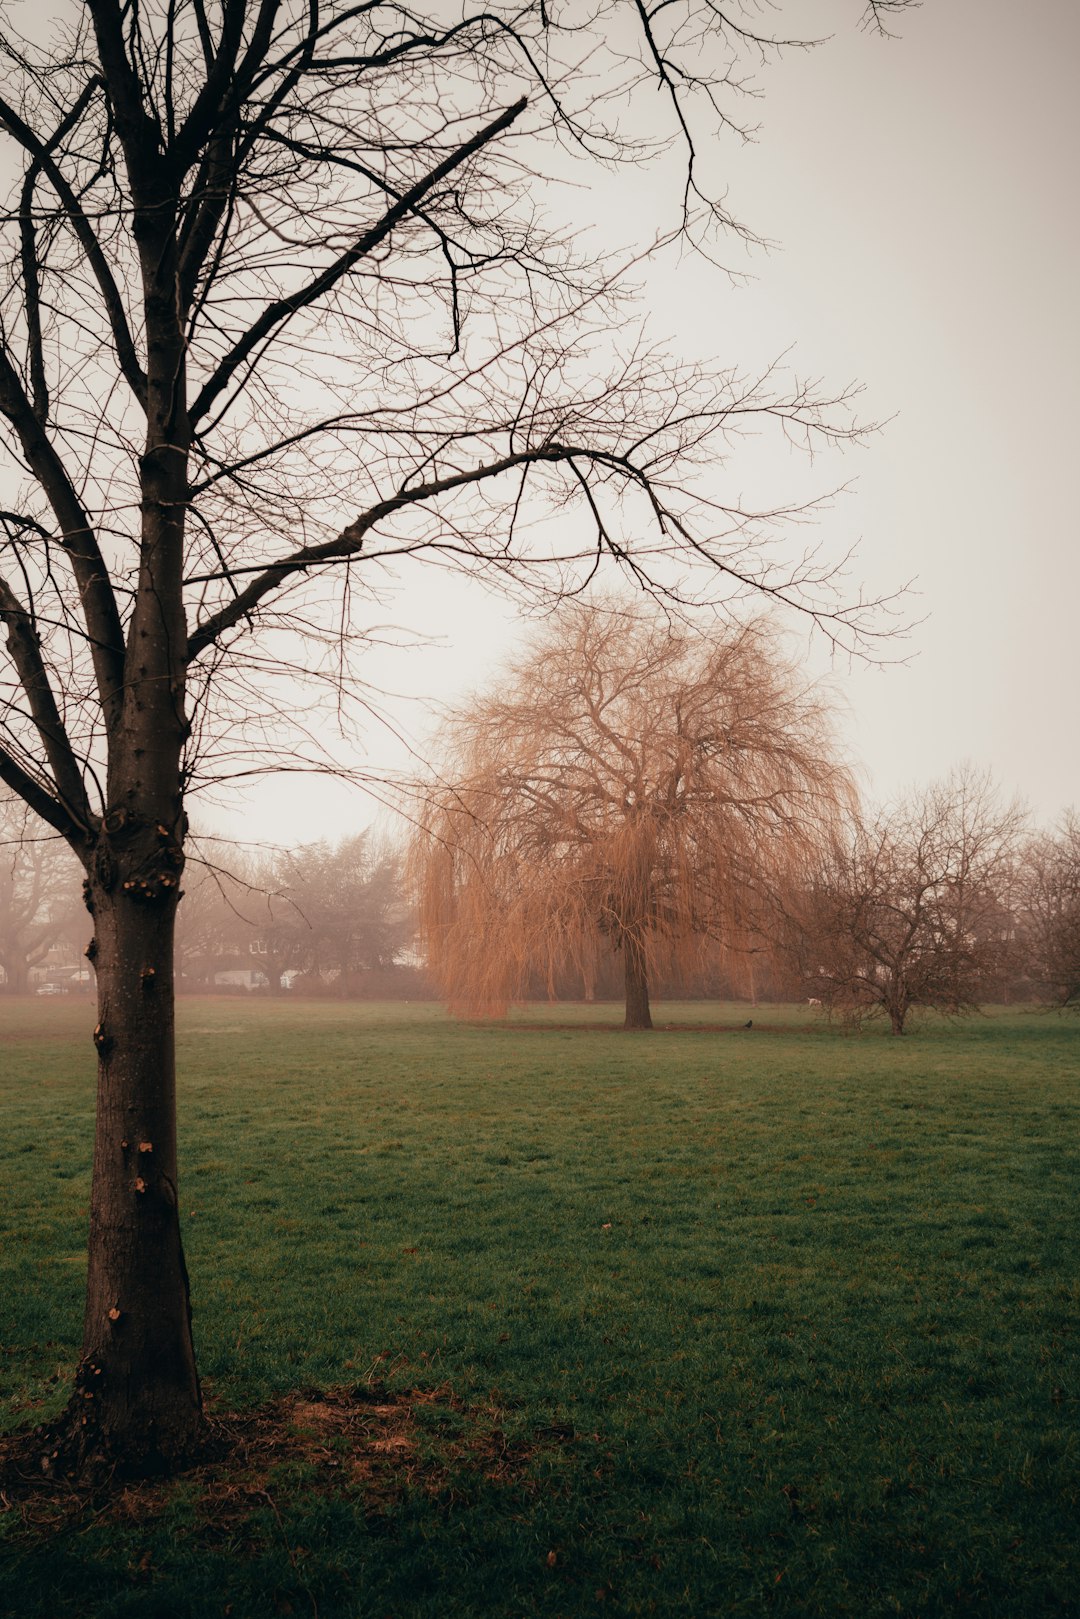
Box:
xmin=743 ymin=1019 xmax=753 ymax=1029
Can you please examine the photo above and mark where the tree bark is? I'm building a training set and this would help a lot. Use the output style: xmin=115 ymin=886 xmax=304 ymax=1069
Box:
xmin=57 ymin=823 xmax=203 ymax=1475
xmin=887 ymin=995 xmax=908 ymax=1035
xmin=39 ymin=170 xmax=208 ymax=1473
xmin=623 ymin=932 xmax=653 ymax=1030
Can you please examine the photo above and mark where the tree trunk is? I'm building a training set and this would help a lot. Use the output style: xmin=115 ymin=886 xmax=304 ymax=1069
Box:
xmin=1 ymin=958 xmax=29 ymax=994
xmin=49 ymin=826 xmax=203 ymax=1476
xmin=623 ymin=933 xmax=653 ymax=1030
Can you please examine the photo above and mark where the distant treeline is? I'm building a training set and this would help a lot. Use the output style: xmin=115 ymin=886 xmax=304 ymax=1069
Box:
xmin=2 ymin=790 xmax=1077 ymax=1019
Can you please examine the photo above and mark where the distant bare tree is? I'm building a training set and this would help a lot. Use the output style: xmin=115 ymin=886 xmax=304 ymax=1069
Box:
xmin=172 ymin=846 xmax=264 ymax=987
xmin=0 ymin=796 xmax=81 ymax=992
xmin=799 ymin=769 xmax=1025 ymax=1034
xmin=413 ymin=603 xmax=850 ymax=1029
xmin=176 ymin=832 xmax=409 ymax=990
xmin=1019 ymin=813 xmax=1080 ymax=1009
xmin=257 ymin=832 xmax=410 ymax=990
xmin=0 ymin=0 xmax=913 ymax=1472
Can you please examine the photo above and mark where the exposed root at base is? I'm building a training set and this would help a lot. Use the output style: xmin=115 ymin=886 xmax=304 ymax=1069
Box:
xmin=0 ymin=1382 xmax=563 ymax=1538
xmin=1 ymin=1365 xmax=205 ymax=1490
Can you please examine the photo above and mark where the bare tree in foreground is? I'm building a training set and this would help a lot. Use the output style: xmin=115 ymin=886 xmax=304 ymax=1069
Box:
xmin=413 ymin=603 xmax=850 ymax=1029
xmin=0 ymin=0 xmax=912 ymax=1472
xmin=797 ymin=769 xmax=1025 ymax=1034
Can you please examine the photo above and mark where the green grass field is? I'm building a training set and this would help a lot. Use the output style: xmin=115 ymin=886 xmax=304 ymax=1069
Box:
xmin=1 ymin=998 xmax=1077 ymax=1617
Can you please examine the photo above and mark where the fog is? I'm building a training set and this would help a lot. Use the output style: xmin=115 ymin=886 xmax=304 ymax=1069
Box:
xmin=194 ymin=0 xmax=1077 ymax=852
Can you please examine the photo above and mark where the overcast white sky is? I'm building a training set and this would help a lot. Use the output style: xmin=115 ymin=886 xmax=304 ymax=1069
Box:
xmin=204 ymin=0 xmax=1080 ymax=847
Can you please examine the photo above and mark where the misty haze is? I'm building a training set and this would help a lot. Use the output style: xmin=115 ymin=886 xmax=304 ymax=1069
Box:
xmin=1 ymin=1 xmax=1075 ymax=1615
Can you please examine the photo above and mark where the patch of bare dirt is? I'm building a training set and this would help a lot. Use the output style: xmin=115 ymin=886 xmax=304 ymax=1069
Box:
xmin=0 ymin=1383 xmax=565 ymax=1540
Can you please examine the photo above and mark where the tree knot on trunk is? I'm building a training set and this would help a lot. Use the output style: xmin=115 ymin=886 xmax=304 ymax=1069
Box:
xmin=93 ymin=842 xmax=118 ymax=892
xmin=75 ymin=1359 xmax=103 ymax=1388
xmin=88 ymin=813 xmax=189 ymax=905
xmin=96 ymin=808 xmax=184 ymax=870
xmin=122 ymin=870 xmax=180 ymax=903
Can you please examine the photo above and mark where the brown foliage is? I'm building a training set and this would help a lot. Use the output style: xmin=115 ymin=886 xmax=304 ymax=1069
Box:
xmin=413 ymin=602 xmax=850 ymax=1027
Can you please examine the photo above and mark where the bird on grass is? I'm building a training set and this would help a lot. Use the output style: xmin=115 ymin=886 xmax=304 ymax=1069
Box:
xmin=743 ymin=1019 xmax=753 ymax=1029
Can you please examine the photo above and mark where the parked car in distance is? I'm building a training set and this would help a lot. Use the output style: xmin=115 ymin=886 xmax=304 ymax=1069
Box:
xmin=35 ymin=983 xmax=68 ymax=996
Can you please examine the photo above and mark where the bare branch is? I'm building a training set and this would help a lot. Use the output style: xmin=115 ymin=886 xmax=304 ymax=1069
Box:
xmin=0 ymin=572 xmax=93 ymax=828
xmin=0 ymin=738 xmax=84 ymax=842
xmin=189 ymin=95 xmax=528 ymax=424
xmin=0 ymin=346 xmax=126 ymax=724
xmin=0 ymin=83 xmax=148 ymax=410
xmin=187 ymin=438 xmax=583 ymax=657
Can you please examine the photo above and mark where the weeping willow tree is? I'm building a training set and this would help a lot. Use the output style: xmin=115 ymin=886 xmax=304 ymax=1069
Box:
xmin=414 ymin=603 xmax=852 ymax=1029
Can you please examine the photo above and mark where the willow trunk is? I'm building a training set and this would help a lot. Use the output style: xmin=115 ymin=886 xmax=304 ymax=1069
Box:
xmin=623 ymin=933 xmax=653 ymax=1030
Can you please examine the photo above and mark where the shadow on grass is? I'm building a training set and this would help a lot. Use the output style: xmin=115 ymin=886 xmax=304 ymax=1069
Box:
xmin=1 ymin=1381 xmax=579 ymax=1618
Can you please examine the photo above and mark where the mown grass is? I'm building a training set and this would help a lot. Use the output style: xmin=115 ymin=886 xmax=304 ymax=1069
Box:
xmin=1 ymin=997 xmax=1077 ymax=1617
